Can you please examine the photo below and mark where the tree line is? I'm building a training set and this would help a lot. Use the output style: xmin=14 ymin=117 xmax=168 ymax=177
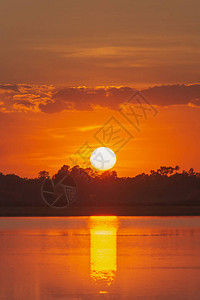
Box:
xmin=0 ymin=165 xmax=200 ymax=207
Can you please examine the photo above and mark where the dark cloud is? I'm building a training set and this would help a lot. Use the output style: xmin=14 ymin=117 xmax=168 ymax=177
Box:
xmin=39 ymin=84 xmax=200 ymax=113
xmin=0 ymin=84 xmax=19 ymax=92
xmin=39 ymin=86 xmax=136 ymax=113
xmin=0 ymin=84 xmax=200 ymax=113
xmin=142 ymin=84 xmax=200 ymax=106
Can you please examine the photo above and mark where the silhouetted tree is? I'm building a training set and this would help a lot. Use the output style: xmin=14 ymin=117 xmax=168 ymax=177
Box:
xmin=38 ymin=170 xmax=50 ymax=179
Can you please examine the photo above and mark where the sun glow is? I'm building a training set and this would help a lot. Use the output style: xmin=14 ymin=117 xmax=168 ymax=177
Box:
xmin=90 ymin=147 xmax=116 ymax=171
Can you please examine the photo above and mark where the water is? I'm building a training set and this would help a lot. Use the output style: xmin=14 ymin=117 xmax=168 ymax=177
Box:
xmin=0 ymin=216 xmax=200 ymax=300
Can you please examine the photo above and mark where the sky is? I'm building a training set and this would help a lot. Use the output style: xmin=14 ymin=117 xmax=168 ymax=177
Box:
xmin=0 ymin=0 xmax=200 ymax=178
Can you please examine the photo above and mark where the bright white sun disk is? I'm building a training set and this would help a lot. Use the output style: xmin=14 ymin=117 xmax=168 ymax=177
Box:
xmin=90 ymin=147 xmax=116 ymax=171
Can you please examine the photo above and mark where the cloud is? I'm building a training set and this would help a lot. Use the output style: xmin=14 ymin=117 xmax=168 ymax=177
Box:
xmin=142 ymin=84 xmax=200 ymax=106
xmin=0 ymin=83 xmax=200 ymax=113
xmin=0 ymin=84 xmax=54 ymax=113
xmin=0 ymin=84 xmax=19 ymax=92
xmin=39 ymin=84 xmax=200 ymax=112
xmin=42 ymin=86 xmax=134 ymax=112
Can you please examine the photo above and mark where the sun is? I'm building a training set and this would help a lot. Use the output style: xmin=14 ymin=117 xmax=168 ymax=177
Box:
xmin=90 ymin=147 xmax=116 ymax=171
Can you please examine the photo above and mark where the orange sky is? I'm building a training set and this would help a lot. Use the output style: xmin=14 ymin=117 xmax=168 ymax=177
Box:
xmin=0 ymin=0 xmax=200 ymax=177
xmin=0 ymin=94 xmax=200 ymax=178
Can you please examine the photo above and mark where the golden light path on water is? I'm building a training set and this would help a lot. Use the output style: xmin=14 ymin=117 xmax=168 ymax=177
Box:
xmin=89 ymin=216 xmax=118 ymax=294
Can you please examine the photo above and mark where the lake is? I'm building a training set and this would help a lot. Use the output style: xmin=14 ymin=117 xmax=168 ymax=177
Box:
xmin=0 ymin=216 xmax=200 ymax=299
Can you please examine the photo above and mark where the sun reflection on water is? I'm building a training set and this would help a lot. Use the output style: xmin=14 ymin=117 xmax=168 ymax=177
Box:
xmin=89 ymin=216 xmax=118 ymax=291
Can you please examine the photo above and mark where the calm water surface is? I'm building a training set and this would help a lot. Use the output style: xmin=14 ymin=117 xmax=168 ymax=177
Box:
xmin=0 ymin=216 xmax=200 ymax=300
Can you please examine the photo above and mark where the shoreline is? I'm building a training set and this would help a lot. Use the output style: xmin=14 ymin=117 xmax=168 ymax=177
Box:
xmin=1 ymin=205 xmax=200 ymax=217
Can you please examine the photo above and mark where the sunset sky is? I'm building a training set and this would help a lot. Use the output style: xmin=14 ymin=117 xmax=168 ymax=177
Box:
xmin=0 ymin=0 xmax=200 ymax=178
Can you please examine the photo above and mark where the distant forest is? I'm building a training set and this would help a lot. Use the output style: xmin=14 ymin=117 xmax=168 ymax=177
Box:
xmin=0 ymin=165 xmax=200 ymax=208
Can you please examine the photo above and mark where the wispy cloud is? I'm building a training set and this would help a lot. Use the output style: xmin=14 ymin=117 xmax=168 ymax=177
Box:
xmin=78 ymin=125 xmax=100 ymax=132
